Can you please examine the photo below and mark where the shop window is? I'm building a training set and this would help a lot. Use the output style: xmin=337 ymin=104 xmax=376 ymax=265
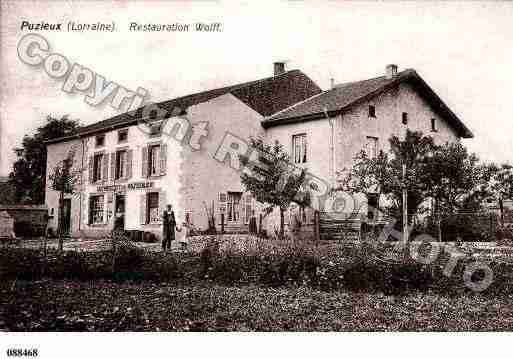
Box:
xmin=147 ymin=192 xmax=160 ymax=224
xmin=89 ymin=195 xmax=104 ymax=224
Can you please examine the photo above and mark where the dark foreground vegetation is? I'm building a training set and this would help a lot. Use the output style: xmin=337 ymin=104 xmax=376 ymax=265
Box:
xmin=2 ymin=239 xmax=513 ymax=331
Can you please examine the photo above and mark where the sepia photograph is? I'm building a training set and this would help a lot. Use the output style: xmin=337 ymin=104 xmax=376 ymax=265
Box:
xmin=1 ymin=0 xmax=512 ymax=357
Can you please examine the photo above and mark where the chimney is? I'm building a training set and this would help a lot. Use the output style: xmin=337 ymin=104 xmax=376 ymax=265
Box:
xmin=273 ymin=61 xmax=285 ymax=76
xmin=330 ymin=78 xmax=335 ymax=89
xmin=386 ymin=64 xmax=398 ymax=79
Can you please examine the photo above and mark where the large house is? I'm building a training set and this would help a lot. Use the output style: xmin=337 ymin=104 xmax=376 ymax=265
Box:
xmin=45 ymin=63 xmax=473 ymax=238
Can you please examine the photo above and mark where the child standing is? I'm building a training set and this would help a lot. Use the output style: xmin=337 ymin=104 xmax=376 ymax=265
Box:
xmin=176 ymin=221 xmax=190 ymax=251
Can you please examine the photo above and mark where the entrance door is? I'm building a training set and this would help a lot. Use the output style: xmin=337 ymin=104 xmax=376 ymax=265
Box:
xmin=114 ymin=194 xmax=126 ymax=230
xmin=61 ymin=199 xmax=72 ymax=236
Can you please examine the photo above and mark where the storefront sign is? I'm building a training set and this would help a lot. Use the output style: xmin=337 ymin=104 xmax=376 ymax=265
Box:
xmin=127 ymin=181 xmax=154 ymax=190
xmin=96 ymin=184 xmax=126 ymax=193
xmin=96 ymin=181 xmax=154 ymax=193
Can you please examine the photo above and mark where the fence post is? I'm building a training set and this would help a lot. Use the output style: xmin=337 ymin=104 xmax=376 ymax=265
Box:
xmin=221 ymin=213 xmax=225 ymax=234
xmin=314 ymin=210 xmax=320 ymax=241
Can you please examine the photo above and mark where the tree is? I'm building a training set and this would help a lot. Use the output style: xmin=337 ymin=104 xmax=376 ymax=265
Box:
xmin=9 ymin=115 xmax=80 ymax=204
xmin=49 ymin=149 xmax=82 ymax=251
xmin=239 ymin=137 xmax=308 ymax=238
xmin=422 ymin=141 xmax=495 ymax=216
xmin=337 ymin=149 xmax=392 ymax=218
xmin=489 ymin=163 xmax=513 ymax=224
xmin=340 ymin=130 xmax=436 ymax=225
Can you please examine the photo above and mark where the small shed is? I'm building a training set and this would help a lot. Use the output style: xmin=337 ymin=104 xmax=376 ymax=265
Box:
xmin=0 ymin=210 xmax=15 ymax=239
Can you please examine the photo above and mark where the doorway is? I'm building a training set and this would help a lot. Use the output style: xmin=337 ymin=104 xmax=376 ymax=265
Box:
xmin=60 ymin=199 xmax=72 ymax=236
xmin=114 ymin=194 xmax=126 ymax=230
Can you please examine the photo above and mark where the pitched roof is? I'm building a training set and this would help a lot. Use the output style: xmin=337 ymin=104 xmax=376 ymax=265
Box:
xmin=263 ymin=69 xmax=473 ymax=138
xmin=46 ymin=70 xmax=322 ymax=144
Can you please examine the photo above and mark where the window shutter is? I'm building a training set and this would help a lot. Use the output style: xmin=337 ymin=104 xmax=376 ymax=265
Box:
xmin=139 ymin=193 xmax=147 ymax=224
xmin=159 ymin=143 xmax=167 ymax=176
xmin=141 ymin=146 xmax=148 ymax=178
xmin=110 ymin=152 xmax=116 ymax=181
xmin=88 ymin=156 xmax=93 ymax=184
xmin=126 ymin=149 xmax=133 ymax=179
xmin=106 ymin=193 xmax=114 ymax=224
xmin=219 ymin=192 xmax=227 ymax=221
xmin=159 ymin=191 xmax=166 ymax=223
xmin=87 ymin=196 xmax=92 ymax=225
xmin=102 ymin=153 xmax=109 ymax=184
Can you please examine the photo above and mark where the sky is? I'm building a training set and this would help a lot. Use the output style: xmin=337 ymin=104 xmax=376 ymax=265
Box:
xmin=1 ymin=0 xmax=512 ymax=176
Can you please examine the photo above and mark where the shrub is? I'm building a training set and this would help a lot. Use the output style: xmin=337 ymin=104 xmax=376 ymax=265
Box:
xmin=0 ymin=247 xmax=44 ymax=280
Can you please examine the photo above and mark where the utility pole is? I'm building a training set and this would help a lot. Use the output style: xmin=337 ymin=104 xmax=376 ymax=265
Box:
xmin=402 ymin=161 xmax=408 ymax=244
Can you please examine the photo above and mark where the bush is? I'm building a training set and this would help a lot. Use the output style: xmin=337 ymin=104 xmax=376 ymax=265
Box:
xmin=0 ymin=248 xmax=44 ymax=280
xmin=3 ymin=238 xmax=513 ymax=296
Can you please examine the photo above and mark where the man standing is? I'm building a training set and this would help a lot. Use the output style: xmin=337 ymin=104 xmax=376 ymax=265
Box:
xmin=162 ymin=204 xmax=176 ymax=251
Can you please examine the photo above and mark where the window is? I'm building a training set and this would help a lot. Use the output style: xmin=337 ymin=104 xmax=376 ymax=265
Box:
xmin=365 ymin=136 xmax=378 ymax=158
xmin=368 ymin=105 xmax=376 ymax=118
xmin=93 ymin=153 xmax=103 ymax=182
xmin=227 ymin=192 xmax=242 ymax=222
xmin=148 ymin=144 xmax=161 ymax=176
xmin=89 ymin=195 xmax=104 ymax=224
xmin=147 ymin=192 xmax=160 ymax=223
xmin=292 ymin=134 xmax=307 ymax=164
xmin=149 ymin=122 xmax=162 ymax=136
xmin=118 ymin=129 xmax=128 ymax=143
xmin=95 ymin=135 xmax=105 ymax=147
xmin=431 ymin=118 xmax=437 ymax=132
xmin=402 ymin=112 xmax=408 ymax=125
xmin=115 ymin=150 xmax=127 ymax=179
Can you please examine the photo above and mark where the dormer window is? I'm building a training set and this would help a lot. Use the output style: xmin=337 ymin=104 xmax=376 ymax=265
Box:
xmin=95 ymin=134 xmax=105 ymax=147
xmin=368 ymin=105 xmax=376 ymax=118
xmin=402 ymin=112 xmax=408 ymax=125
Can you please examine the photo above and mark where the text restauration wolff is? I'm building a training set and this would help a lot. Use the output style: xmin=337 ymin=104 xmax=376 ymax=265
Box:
xmin=128 ymin=22 xmax=222 ymax=32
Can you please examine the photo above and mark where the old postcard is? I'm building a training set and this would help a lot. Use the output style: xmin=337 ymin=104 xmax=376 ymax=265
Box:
xmin=1 ymin=0 xmax=512 ymax=358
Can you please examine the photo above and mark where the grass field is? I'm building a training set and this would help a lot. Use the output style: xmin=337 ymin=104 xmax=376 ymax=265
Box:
xmin=2 ymin=279 xmax=512 ymax=331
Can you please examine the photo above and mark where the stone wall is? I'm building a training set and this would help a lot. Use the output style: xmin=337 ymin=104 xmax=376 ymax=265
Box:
xmin=0 ymin=205 xmax=48 ymax=238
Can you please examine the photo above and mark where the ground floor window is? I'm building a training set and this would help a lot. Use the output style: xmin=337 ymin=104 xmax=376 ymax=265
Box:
xmin=89 ymin=195 xmax=104 ymax=224
xmin=227 ymin=192 xmax=242 ymax=222
xmin=147 ymin=192 xmax=160 ymax=224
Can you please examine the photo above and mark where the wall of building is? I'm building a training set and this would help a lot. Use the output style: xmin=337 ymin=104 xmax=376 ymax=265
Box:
xmin=336 ymin=82 xmax=460 ymax=174
xmin=261 ymin=81 xmax=462 ymax=233
xmin=180 ymin=93 xmax=265 ymax=231
xmin=45 ymin=138 xmax=84 ymax=236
